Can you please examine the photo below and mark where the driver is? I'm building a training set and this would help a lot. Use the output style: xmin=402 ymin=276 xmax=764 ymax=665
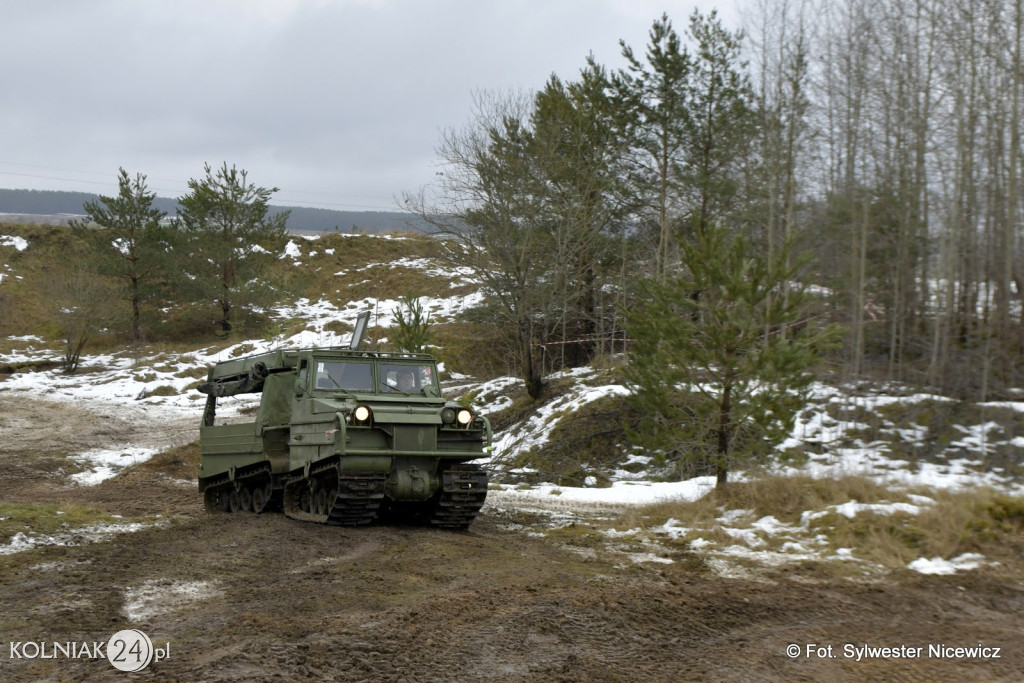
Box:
xmin=397 ymin=370 xmax=416 ymax=391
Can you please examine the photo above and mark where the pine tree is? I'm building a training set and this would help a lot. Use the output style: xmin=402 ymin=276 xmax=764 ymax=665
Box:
xmin=79 ymin=168 xmax=168 ymax=343
xmin=613 ymin=12 xmax=692 ymax=280
xmin=175 ymin=163 xmax=288 ymax=334
xmin=392 ymin=295 xmax=432 ymax=353
xmin=625 ymin=225 xmax=841 ymax=489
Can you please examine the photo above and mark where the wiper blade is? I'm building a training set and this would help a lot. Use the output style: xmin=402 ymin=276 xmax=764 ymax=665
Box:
xmin=382 ymin=381 xmax=410 ymax=395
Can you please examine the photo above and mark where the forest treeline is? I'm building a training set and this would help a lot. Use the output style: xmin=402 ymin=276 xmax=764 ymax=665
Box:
xmin=0 ymin=188 xmax=428 ymax=234
xmin=4 ymin=2 xmax=1022 ymax=484
xmin=405 ymin=1 xmax=1024 ymax=402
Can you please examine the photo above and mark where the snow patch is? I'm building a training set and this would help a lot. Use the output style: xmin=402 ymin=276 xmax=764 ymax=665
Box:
xmin=71 ymin=446 xmax=160 ymax=485
xmin=0 ymin=522 xmax=151 ymax=556
xmin=123 ymin=579 xmax=220 ymax=622
xmin=1 ymin=235 xmax=28 ymax=251
xmin=493 ymin=477 xmax=716 ymax=506
xmin=908 ymin=553 xmax=990 ymax=575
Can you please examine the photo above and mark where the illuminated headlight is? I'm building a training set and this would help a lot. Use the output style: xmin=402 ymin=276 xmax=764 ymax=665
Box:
xmin=441 ymin=407 xmax=456 ymax=425
xmin=352 ymin=405 xmax=372 ymax=424
xmin=456 ymin=409 xmax=473 ymax=426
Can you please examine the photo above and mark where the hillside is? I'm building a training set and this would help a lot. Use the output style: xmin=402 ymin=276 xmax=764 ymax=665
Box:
xmin=1 ymin=224 xmax=1023 ymax=679
xmin=0 ymin=188 xmax=431 ymax=233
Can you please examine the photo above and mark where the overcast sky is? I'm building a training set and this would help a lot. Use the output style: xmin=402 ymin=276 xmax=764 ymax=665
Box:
xmin=1 ymin=1 xmax=738 ymax=211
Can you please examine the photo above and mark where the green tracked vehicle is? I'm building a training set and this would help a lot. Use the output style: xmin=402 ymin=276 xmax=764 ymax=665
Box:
xmin=197 ymin=313 xmax=491 ymax=529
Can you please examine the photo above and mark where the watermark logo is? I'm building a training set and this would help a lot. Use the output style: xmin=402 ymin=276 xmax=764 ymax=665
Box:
xmin=106 ymin=630 xmax=155 ymax=672
xmin=9 ymin=629 xmax=169 ymax=672
xmin=786 ymin=642 xmax=1003 ymax=662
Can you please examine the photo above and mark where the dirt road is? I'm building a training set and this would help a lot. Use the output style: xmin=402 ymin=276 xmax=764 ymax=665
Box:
xmin=0 ymin=395 xmax=1021 ymax=682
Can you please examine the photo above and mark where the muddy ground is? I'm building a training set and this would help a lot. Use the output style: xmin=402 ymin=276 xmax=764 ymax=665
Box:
xmin=0 ymin=394 xmax=1022 ymax=682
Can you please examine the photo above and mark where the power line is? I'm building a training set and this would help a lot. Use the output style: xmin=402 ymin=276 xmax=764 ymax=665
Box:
xmin=0 ymin=169 xmax=120 ymax=188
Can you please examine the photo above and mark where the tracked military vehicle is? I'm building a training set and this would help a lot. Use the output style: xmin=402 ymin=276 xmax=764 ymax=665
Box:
xmin=197 ymin=313 xmax=491 ymax=529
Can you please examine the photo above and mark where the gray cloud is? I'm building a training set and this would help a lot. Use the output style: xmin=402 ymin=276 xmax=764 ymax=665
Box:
xmin=1 ymin=0 xmax=734 ymax=209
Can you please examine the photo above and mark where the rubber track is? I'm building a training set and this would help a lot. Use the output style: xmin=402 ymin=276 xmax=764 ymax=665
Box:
xmin=328 ymin=475 xmax=388 ymax=526
xmin=283 ymin=459 xmax=386 ymax=526
xmin=202 ymin=464 xmax=274 ymax=513
xmin=430 ymin=463 xmax=489 ymax=530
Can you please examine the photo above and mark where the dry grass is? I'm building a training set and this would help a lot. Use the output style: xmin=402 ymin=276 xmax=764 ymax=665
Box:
xmin=142 ymin=384 xmax=179 ymax=397
xmin=133 ymin=441 xmax=201 ymax=480
xmin=597 ymin=475 xmax=1024 ymax=574
xmin=809 ymin=488 xmax=1024 ymax=570
xmin=272 ymin=231 xmax=462 ymax=304
xmin=613 ymin=475 xmax=892 ymax=530
xmin=432 ymin=321 xmax=509 ymax=378
xmin=543 ymin=523 xmax=608 ymax=549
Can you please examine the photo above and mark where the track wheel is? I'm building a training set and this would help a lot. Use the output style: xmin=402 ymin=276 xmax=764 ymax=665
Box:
xmin=204 ymin=487 xmax=228 ymax=514
xmin=252 ymin=485 xmax=268 ymax=513
xmin=238 ymin=486 xmax=253 ymax=513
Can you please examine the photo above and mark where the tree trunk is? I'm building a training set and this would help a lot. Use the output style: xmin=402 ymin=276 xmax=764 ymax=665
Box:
xmin=219 ymin=297 xmax=232 ymax=333
xmin=521 ymin=322 xmax=544 ymax=400
xmin=131 ymin=280 xmax=142 ymax=344
xmin=715 ymin=384 xmax=732 ymax=490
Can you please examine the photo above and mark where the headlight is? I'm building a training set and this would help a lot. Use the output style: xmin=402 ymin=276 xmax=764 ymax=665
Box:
xmin=441 ymin=407 xmax=456 ymax=424
xmin=352 ymin=405 xmax=372 ymax=424
xmin=456 ymin=409 xmax=473 ymax=426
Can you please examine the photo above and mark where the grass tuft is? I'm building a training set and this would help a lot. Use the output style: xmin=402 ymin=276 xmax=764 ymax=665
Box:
xmin=0 ymin=503 xmax=123 ymax=540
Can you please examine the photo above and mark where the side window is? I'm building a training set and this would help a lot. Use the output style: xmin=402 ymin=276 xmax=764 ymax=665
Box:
xmin=418 ymin=364 xmax=436 ymax=391
xmin=315 ymin=361 xmax=335 ymax=389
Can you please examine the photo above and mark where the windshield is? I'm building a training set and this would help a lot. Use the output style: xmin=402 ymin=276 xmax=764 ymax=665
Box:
xmin=313 ymin=360 xmax=439 ymax=394
xmin=314 ymin=361 xmax=373 ymax=391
